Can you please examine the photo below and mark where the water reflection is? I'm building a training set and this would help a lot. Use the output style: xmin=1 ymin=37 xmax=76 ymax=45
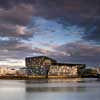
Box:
xmin=25 ymin=78 xmax=98 ymax=93
xmin=25 ymin=78 xmax=82 ymax=84
xmin=0 ymin=79 xmax=100 ymax=100
xmin=26 ymin=86 xmax=86 ymax=92
xmin=25 ymin=78 xmax=85 ymax=92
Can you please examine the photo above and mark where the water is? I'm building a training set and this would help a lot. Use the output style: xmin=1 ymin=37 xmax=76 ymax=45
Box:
xmin=0 ymin=78 xmax=100 ymax=100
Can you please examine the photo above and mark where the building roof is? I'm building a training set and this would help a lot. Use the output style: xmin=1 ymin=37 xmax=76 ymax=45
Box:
xmin=25 ymin=56 xmax=57 ymax=62
xmin=53 ymin=63 xmax=85 ymax=66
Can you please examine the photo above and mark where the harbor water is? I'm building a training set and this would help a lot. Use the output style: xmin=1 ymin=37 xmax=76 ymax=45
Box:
xmin=0 ymin=78 xmax=100 ymax=100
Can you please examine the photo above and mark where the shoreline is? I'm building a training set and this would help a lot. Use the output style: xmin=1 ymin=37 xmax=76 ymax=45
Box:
xmin=0 ymin=75 xmax=99 ymax=80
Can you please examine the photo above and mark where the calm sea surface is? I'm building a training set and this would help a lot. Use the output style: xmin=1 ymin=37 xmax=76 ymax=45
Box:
xmin=0 ymin=78 xmax=100 ymax=100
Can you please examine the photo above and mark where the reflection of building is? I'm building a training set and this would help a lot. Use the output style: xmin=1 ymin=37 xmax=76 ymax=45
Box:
xmin=25 ymin=56 xmax=57 ymax=68
xmin=25 ymin=56 xmax=86 ymax=77
xmin=25 ymin=79 xmax=86 ymax=92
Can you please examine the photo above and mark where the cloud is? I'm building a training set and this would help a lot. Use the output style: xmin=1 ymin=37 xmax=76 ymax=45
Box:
xmin=82 ymin=23 xmax=100 ymax=43
xmin=0 ymin=4 xmax=35 ymax=40
xmin=48 ymin=42 xmax=100 ymax=66
xmin=0 ymin=0 xmax=35 ymax=9
xmin=19 ymin=41 xmax=100 ymax=66
xmin=0 ymin=39 xmax=32 ymax=59
xmin=0 ymin=24 xmax=34 ymax=39
xmin=0 ymin=4 xmax=33 ymax=25
xmin=0 ymin=37 xmax=100 ymax=66
xmin=0 ymin=0 xmax=100 ymax=67
xmin=0 ymin=0 xmax=100 ymax=41
xmin=0 ymin=0 xmax=100 ymax=21
xmin=0 ymin=38 xmax=52 ymax=61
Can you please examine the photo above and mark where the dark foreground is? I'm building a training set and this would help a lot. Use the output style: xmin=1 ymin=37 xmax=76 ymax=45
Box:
xmin=0 ymin=78 xmax=100 ymax=100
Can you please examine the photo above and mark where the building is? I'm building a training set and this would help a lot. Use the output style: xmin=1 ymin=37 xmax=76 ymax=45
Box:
xmin=0 ymin=67 xmax=17 ymax=76
xmin=48 ymin=63 xmax=85 ymax=77
xmin=96 ymin=67 xmax=100 ymax=74
xmin=80 ymin=68 xmax=98 ymax=77
xmin=25 ymin=56 xmax=86 ymax=77
xmin=6 ymin=68 xmax=17 ymax=75
xmin=20 ymin=67 xmax=48 ymax=76
xmin=16 ymin=68 xmax=27 ymax=76
xmin=25 ymin=56 xmax=57 ymax=68
xmin=0 ymin=67 xmax=8 ymax=76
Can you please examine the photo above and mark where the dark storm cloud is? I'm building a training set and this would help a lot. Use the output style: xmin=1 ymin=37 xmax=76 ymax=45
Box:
xmin=0 ymin=39 xmax=50 ymax=60
xmin=0 ymin=0 xmax=35 ymax=8
xmin=0 ymin=0 xmax=100 ymax=41
xmin=0 ymin=0 xmax=100 ymax=20
xmin=0 ymin=23 xmax=33 ymax=39
xmin=0 ymin=39 xmax=22 ymax=60
xmin=51 ymin=42 xmax=100 ymax=66
xmin=82 ymin=20 xmax=100 ymax=43
xmin=0 ymin=4 xmax=33 ymax=25
xmin=0 ymin=4 xmax=34 ymax=40
xmin=0 ymin=39 xmax=33 ymax=60
xmin=0 ymin=39 xmax=31 ymax=51
xmin=56 ymin=42 xmax=100 ymax=57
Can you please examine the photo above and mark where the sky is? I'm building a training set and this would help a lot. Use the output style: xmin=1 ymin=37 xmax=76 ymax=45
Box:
xmin=0 ymin=0 xmax=100 ymax=67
